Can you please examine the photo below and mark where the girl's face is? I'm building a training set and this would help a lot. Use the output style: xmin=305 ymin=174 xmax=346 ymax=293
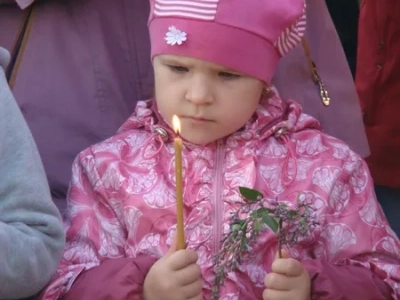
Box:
xmin=153 ymin=54 xmax=264 ymax=145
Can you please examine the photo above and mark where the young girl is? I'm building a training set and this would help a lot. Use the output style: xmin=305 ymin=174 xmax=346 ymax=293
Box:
xmin=41 ymin=0 xmax=400 ymax=299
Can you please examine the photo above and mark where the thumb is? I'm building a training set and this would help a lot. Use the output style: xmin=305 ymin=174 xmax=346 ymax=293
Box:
xmin=275 ymin=248 xmax=290 ymax=259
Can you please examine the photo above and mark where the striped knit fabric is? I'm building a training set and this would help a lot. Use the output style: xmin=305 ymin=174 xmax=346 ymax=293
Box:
xmin=154 ymin=0 xmax=218 ymax=20
xmin=274 ymin=4 xmax=306 ymax=56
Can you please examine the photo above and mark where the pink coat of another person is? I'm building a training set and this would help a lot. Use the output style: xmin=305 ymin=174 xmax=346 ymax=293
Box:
xmin=0 ymin=0 xmax=368 ymax=213
xmin=0 ymin=0 xmax=153 ymax=212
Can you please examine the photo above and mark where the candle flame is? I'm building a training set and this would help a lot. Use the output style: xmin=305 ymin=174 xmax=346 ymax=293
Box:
xmin=172 ymin=115 xmax=181 ymax=134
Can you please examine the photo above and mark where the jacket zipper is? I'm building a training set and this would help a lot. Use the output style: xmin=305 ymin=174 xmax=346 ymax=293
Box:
xmin=213 ymin=140 xmax=225 ymax=254
xmin=6 ymin=4 xmax=35 ymax=89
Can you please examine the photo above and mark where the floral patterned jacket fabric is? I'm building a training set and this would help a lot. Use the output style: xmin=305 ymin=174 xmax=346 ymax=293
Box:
xmin=41 ymin=94 xmax=400 ymax=299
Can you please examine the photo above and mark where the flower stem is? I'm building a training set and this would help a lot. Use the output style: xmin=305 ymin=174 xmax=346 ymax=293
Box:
xmin=278 ymin=218 xmax=283 ymax=258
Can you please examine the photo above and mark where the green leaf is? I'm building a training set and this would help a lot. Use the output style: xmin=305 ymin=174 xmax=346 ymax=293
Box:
xmin=288 ymin=210 xmax=297 ymax=218
xmin=250 ymin=208 xmax=260 ymax=218
xmin=239 ymin=187 xmax=263 ymax=202
xmin=231 ymin=224 xmax=242 ymax=232
xmin=251 ymin=208 xmax=271 ymax=219
xmin=254 ymin=220 xmax=262 ymax=231
xmin=261 ymin=212 xmax=279 ymax=233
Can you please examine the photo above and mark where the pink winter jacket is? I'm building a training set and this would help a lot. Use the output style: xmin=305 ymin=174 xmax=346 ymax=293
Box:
xmin=40 ymin=95 xmax=400 ymax=300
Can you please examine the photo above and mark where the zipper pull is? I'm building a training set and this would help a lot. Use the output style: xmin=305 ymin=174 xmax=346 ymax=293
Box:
xmin=313 ymin=66 xmax=330 ymax=107
xmin=301 ymin=38 xmax=331 ymax=107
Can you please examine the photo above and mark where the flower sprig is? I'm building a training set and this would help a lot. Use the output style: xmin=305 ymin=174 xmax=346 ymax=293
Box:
xmin=212 ymin=187 xmax=319 ymax=300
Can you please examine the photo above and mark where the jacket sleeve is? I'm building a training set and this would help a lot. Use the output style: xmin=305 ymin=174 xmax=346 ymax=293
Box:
xmin=303 ymin=259 xmax=392 ymax=299
xmin=39 ymin=150 xmax=156 ymax=300
xmin=62 ymin=256 xmax=157 ymax=300
xmin=0 ymin=47 xmax=65 ymax=299
xmin=304 ymin=152 xmax=400 ymax=299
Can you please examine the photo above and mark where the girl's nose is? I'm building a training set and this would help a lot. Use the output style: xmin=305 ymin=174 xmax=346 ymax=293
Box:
xmin=185 ymin=77 xmax=214 ymax=105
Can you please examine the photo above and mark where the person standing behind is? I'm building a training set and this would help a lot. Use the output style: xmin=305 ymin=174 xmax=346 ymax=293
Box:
xmin=0 ymin=47 xmax=64 ymax=300
xmin=356 ymin=0 xmax=400 ymax=235
xmin=0 ymin=0 xmax=153 ymax=213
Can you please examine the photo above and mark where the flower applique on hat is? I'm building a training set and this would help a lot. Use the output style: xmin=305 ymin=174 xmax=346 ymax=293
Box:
xmin=165 ymin=26 xmax=187 ymax=45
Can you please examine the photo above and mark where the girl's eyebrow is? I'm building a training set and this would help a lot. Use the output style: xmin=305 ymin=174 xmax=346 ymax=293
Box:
xmin=216 ymin=67 xmax=240 ymax=73
xmin=160 ymin=56 xmax=189 ymax=66
xmin=159 ymin=56 xmax=242 ymax=74
xmin=209 ymin=63 xmax=242 ymax=74
xmin=213 ymin=66 xmax=244 ymax=76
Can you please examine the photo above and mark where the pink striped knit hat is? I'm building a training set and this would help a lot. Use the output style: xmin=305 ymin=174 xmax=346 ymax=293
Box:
xmin=148 ymin=0 xmax=306 ymax=83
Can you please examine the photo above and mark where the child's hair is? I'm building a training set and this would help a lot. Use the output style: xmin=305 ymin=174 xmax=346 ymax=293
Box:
xmin=148 ymin=0 xmax=306 ymax=83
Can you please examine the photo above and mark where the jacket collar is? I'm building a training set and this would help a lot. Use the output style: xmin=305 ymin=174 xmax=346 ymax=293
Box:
xmin=118 ymin=90 xmax=321 ymax=145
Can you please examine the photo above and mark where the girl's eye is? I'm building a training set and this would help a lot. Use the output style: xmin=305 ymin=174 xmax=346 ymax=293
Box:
xmin=168 ymin=65 xmax=189 ymax=73
xmin=219 ymin=72 xmax=240 ymax=79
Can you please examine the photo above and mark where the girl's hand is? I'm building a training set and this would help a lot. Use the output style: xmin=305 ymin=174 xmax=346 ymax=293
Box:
xmin=263 ymin=249 xmax=311 ymax=300
xmin=143 ymin=238 xmax=202 ymax=300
